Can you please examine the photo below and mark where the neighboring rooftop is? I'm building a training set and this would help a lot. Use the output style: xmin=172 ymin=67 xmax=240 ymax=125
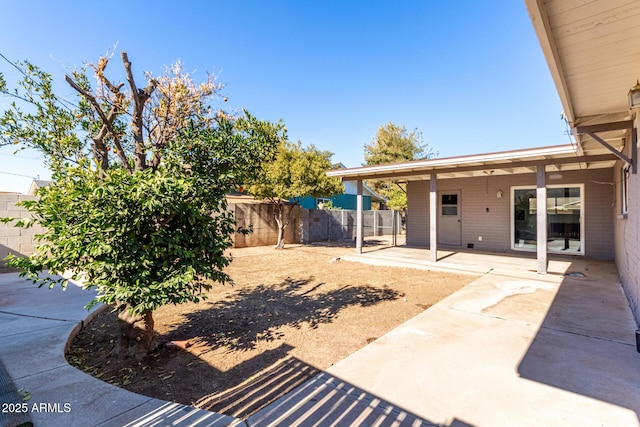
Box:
xmin=28 ymin=179 xmax=52 ymax=196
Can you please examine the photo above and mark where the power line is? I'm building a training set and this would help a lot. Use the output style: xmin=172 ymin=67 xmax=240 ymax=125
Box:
xmin=0 ymin=51 xmax=79 ymax=112
xmin=0 ymin=52 xmax=27 ymax=77
xmin=0 ymin=171 xmax=38 ymax=179
xmin=0 ymin=152 xmax=44 ymax=160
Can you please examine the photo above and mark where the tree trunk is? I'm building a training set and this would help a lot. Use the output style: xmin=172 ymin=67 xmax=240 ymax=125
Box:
xmin=115 ymin=308 xmax=157 ymax=360
xmin=275 ymin=222 xmax=285 ymax=249
xmin=121 ymin=52 xmax=157 ymax=172
xmin=274 ymin=203 xmax=287 ymax=249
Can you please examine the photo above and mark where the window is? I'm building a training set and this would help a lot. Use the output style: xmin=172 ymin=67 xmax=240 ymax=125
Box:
xmin=316 ymin=198 xmax=331 ymax=209
xmin=511 ymin=185 xmax=583 ymax=255
xmin=441 ymin=194 xmax=458 ymax=216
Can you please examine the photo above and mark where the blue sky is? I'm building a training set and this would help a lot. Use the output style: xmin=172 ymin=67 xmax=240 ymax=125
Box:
xmin=0 ymin=1 xmax=567 ymax=193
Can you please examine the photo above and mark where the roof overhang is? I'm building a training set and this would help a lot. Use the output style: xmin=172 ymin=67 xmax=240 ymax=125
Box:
xmin=525 ymin=0 xmax=640 ymax=163
xmin=328 ymin=144 xmax=616 ymax=181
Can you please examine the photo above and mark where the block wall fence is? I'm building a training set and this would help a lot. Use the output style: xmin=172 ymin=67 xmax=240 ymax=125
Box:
xmin=0 ymin=194 xmax=45 ymax=267
xmin=1 ymin=197 xmax=399 ymax=265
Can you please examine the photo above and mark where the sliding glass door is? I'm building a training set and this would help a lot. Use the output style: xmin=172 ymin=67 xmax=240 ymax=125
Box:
xmin=511 ymin=185 xmax=583 ymax=255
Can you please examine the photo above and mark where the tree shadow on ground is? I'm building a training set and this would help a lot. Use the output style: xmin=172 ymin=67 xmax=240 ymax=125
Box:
xmin=69 ymin=276 xmax=405 ymax=417
xmin=149 ymin=277 xmax=403 ymax=416
xmin=164 ymin=276 xmax=403 ymax=353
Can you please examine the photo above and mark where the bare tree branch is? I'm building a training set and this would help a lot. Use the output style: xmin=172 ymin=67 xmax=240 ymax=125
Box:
xmin=121 ymin=51 xmax=157 ymax=171
xmin=65 ymin=75 xmax=109 ymax=126
xmin=65 ymin=75 xmax=109 ymax=174
xmin=65 ymin=74 xmax=132 ymax=174
xmin=93 ymin=56 xmax=124 ymax=95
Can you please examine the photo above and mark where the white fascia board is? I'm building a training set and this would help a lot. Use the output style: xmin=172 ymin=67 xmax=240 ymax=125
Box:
xmin=524 ymin=0 xmax=576 ymax=126
xmin=328 ymin=144 xmax=577 ymax=178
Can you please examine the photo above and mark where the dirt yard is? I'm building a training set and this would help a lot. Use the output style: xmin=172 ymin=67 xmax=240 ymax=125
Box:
xmin=67 ymin=242 xmax=475 ymax=418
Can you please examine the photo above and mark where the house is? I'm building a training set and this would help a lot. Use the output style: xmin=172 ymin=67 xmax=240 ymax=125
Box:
xmin=328 ymin=0 xmax=640 ymax=325
xmin=296 ymin=179 xmax=387 ymax=210
xmin=27 ymin=179 xmax=51 ymax=196
xmin=525 ymin=0 xmax=640 ymax=325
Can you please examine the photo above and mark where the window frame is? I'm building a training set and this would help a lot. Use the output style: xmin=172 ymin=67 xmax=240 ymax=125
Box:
xmin=510 ymin=184 xmax=585 ymax=256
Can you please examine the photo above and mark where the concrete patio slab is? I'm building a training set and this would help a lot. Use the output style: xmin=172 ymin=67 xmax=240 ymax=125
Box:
xmin=341 ymin=246 xmax=576 ymax=279
xmin=317 ymin=247 xmax=640 ymax=426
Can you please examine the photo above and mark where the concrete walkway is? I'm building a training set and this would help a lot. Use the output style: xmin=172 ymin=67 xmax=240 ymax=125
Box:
xmin=0 ymin=273 xmax=240 ymax=427
xmin=1 ymin=247 xmax=639 ymax=426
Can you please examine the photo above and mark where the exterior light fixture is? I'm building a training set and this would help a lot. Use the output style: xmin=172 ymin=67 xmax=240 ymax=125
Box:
xmin=629 ymin=80 xmax=640 ymax=109
xmin=496 ymin=190 xmax=503 ymax=198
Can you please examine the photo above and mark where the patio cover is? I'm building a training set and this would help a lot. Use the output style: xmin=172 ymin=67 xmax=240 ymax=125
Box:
xmin=327 ymin=144 xmax=617 ymax=273
xmin=525 ymin=0 xmax=640 ymax=171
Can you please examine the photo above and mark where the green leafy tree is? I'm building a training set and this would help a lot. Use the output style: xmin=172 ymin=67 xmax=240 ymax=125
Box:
xmin=247 ymin=141 xmax=343 ymax=249
xmin=364 ymin=122 xmax=436 ymax=210
xmin=0 ymin=52 xmax=285 ymax=358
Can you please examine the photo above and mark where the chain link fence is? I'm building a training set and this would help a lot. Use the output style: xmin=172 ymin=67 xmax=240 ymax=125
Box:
xmin=300 ymin=209 xmax=402 ymax=244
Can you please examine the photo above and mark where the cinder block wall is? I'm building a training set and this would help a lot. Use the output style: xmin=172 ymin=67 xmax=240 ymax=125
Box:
xmin=231 ymin=203 xmax=300 ymax=248
xmin=1 ymin=197 xmax=302 ymax=263
xmin=0 ymin=194 xmax=45 ymax=266
xmin=1 ymin=197 xmax=398 ymax=264
xmin=232 ymin=204 xmax=399 ymax=247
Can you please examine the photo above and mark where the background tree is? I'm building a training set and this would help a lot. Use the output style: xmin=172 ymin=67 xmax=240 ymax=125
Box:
xmin=0 ymin=52 xmax=285 ymax=359
xmin=363 ymin=122 xmax=436 ymax=211
xmin=247 ymin=141 xmax=343 ymax=249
